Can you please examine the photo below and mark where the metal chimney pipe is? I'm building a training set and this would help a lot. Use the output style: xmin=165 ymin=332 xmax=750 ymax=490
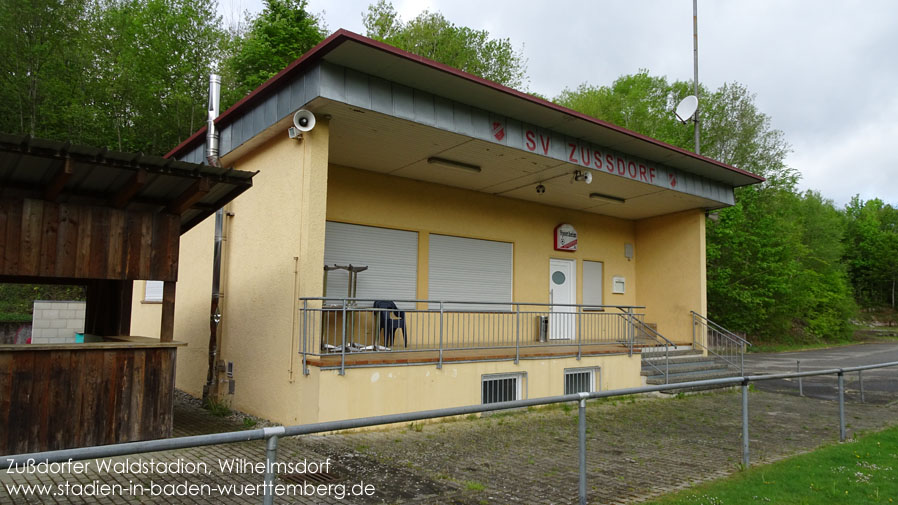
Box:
xmin=204 ymin=73 xmax=224 ymax=402
xmin=206 ymin=74 xmax=221 ymax=167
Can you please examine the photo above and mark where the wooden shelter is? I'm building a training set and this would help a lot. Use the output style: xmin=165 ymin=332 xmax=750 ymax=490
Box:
xmin=0 ymin=134 xmax=255 ymax=454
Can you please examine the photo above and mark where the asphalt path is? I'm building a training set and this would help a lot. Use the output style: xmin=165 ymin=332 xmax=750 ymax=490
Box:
xmin=743 ymin=342 xmax=898 ymax=404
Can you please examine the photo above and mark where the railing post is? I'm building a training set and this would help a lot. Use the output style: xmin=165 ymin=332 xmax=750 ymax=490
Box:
xmin=340 ymin=299 xmax=347 ymax=376
xmin=578 ymin=393 xmax=588 ymax=505
xmin=838 ymin=371 xmax=846 ymax=442
xmin=263 ymin=427 xmax=285 ymax=505
xmin=438 ymin=301 xmax=444 ymax=370
xmin=692 ymin=312 xmax=696 ymax=348
xmin=741 ymin=381 xmax=750 ymax=468
xmin=514 ymin=303 xmax=520 ymax=365
xmin=301 ymin=299 xmax=309 ymax=376
xmin=577 ymin=307 xmax=582 ymax=361
xmin=797 ymin=361 xmax=803 ymax=396
xmin=859 ymin=370 xmax=865 ymax=403
xmin=627 ymin=308 xmax=633 ymax=357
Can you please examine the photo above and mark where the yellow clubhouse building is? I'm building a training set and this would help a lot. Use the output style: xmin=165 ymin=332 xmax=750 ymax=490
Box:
xmin=130 ymin=30 xmax=762 ymax=426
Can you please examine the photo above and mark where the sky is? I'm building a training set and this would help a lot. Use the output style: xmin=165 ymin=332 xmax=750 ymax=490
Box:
xmin=217 ymin=0 xmax=898 ymax=207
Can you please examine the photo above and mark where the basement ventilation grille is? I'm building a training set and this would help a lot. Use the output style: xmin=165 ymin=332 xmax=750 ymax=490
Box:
xmin=564 ymin=368 xmax=598 ymax=395
xmin=481 ymin=373 xmax=523 ymax=404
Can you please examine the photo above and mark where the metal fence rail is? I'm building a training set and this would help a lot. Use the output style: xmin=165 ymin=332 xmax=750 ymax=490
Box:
xmin=4 ymin=360 xmax=898 ymax=505
xmin=301 ymin=298 xmax=649 ymax=375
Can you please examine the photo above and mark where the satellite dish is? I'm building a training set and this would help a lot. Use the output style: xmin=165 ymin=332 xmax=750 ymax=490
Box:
xmin=675 ymin=95 xmax=698 ymax=123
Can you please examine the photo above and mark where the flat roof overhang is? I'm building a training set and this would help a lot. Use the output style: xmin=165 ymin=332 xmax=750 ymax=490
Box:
xmin=314 ymin=99 xmax=732 ymax=220
xmin=169 ymin=30 xmax=762 ymax=220
xmin=0 ymin=134 xmax=256 ymax=233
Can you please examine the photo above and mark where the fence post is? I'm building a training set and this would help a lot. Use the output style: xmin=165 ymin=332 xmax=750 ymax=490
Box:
xmin=797 ymin=361 xmax=802 ymax=396
xmin=302 ymin=299 xmax=309 ymax=376
xmin=692 ymin=312 xmax=696 ymax=348
xmin=514 ymin=304 xmax=520 ymax=365
xmin=838 ymin=371 xmax=846 ymax=442
xmin=263 ymin=427 xmax=285 ymax=505
xmin=578 ymin=393 xmax=588 ymax=505
xmin=741 ymin=381 xmax=750 ymax=468
xmin=859 ymin=370 xmax=865 ymax=403
xmin=438 ymin=301 xmax=444 ymax=370
xmin=577 ymin=307 xmax=582 ymax=361
xmin=340 ymin=299 xmax=347 ymax=376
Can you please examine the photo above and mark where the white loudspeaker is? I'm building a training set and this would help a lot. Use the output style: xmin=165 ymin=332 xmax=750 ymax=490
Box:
xmin=293 ymin=109 xmax=316 ymax=132
xmin=584 ymin=171 xmax=593 ymax=184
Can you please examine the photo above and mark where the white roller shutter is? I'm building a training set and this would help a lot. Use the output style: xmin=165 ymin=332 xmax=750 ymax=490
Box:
xmin=324 ymin=222 xmax=418 ymax=309
xmin=582 ymin=260 xmax=604 ymax=309
xmin=429 ymin=234 xmax=513 ymax=311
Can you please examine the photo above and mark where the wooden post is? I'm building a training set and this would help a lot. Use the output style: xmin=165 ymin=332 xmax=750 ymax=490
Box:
xmin=160 ymin=281 xmax=176 ymax=342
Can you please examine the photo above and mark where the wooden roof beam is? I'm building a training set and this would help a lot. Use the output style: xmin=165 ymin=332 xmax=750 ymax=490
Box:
xmin=43 ymin=158 xmax=74 ymax=201
xmin=167 ymin=177 xmax=210 ymax=214
xmin=110 ymin=168 xmax=147 ymax=209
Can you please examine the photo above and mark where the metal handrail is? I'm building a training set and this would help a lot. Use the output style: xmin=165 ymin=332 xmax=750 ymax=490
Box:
xmin=691 ymin=311 xmax=749 ymax=375
xmin=621 ymin=310 xmax=674 ymax=384
xmin=691 ymin=311 xmax=751 ymax=347
xmin=5 ymin=360 xmax=898 ymax=505
xmin=300 ymin=298 xmax=650 ymax=375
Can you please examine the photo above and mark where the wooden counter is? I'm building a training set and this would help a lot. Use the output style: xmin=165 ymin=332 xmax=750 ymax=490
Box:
xmin=0 ymin=337 xmax=183 ymax=455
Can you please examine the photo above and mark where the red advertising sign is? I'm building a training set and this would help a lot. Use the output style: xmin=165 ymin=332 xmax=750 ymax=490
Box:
xmin=554 ymin=224 xmax=578 ymax=251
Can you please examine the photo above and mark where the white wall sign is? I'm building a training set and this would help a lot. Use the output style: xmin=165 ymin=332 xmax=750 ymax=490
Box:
xmin=554 ymin=224 xmax=578 ymax=251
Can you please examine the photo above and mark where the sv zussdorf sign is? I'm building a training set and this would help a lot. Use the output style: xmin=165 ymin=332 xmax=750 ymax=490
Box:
xmin=555 ymin=224 xmax=578 ymax=252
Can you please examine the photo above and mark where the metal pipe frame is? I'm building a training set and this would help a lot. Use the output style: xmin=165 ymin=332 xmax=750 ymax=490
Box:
xmin=6 ymin=361 xmax=898 ymax=505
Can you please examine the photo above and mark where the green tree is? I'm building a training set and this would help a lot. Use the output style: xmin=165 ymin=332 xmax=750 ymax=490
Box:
xmin=0 ymin=0 xmax=90 ymax=140
xmin=85 ymin=0 xmax=227 ymax=153
xmin=221 ymin=0 xmax=325 ymax=105
xmin=557 ymin=72 xmax=855 ymax=341
xmin=844 ymin=197 xmax=898 ymax=308
xmin=362 ymin=0 xmax=527 ymax=89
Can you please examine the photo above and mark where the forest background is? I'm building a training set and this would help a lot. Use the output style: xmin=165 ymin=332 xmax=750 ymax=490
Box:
xmin=1 ymin=0 xmax=895 ymax=343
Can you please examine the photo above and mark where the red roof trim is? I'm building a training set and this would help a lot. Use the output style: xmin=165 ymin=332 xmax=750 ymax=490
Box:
xmin=168 ymin=29 xmax=763 ymax=183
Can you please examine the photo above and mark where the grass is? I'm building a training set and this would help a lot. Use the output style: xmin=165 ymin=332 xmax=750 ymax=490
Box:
xmin=464 ymin=480 xmax=485 ymax=492
xmin=643 ymin=425 xmax=898 ymax=505
xmin=0 ymin=312 xmax=31 ymax=323
xmin=202 ymin=397 xmax=231 ymax=417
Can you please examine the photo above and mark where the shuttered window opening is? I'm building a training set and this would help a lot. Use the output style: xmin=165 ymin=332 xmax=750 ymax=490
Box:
xmin=145 ymin=280 xmax=163 ymax=302
xmin=582 ymin=260 xmax=604 ymax=310
xmin=564 ymin=367 xmax=599 ymax=395
xmin=324 ymin=222 xmax=418 ymax=309
xmin=429 ymin=234 xmax=513 ymax=311
xmin=481 ymin=373 xmax=523 ymax=404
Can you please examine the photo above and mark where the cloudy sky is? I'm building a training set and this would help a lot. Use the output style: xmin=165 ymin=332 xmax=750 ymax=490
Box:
xmin=219 ymin=0 xmax=898 ymax=207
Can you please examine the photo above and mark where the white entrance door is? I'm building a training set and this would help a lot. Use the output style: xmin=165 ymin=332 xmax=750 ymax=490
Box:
xmin=549 ymin=258 xmax=576 ymax=340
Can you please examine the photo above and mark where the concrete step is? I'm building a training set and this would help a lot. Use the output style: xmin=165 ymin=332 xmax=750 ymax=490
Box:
xmin=641 ymin=353 xmax=714 ymax=367
xmin=644 ymin=367 xmax=740 ymax=386
xmin=639 ymin=349 xmax=702 ymax=360
xmin=640 ymin=359 xmax=728 ymax=376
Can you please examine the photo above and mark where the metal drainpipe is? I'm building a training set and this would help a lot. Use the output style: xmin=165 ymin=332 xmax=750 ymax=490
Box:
xmin=203 ymin=74 xmax=223 ymax=402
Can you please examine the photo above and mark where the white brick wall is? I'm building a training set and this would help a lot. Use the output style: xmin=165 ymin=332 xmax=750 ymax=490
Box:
xmin=31 ymin=300 xmax=86 ymax=344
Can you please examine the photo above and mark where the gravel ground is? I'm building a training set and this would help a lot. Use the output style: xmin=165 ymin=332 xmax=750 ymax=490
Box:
xmin=5 ymin=386 xmax=897 ymax=505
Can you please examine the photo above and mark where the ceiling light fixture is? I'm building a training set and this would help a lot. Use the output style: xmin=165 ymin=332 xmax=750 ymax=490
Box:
xmin=427 ymin=157 xmax=481 ymax=174
xmin=589 ymin=192 xmax=626 ymax=205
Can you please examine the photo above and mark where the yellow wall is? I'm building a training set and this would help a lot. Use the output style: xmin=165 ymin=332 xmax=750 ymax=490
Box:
xmin=130 ymin=123 xmax=331 ymax=424
xmin=317 ymin=354 xmax=640 ymax=422
xmin=326 ymin=165 xmax=638 ymax=309
xmin=130 ymin=128 xmax=708 ymax=426
xmin=634 ymin=209 xmax=707 ymax=343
